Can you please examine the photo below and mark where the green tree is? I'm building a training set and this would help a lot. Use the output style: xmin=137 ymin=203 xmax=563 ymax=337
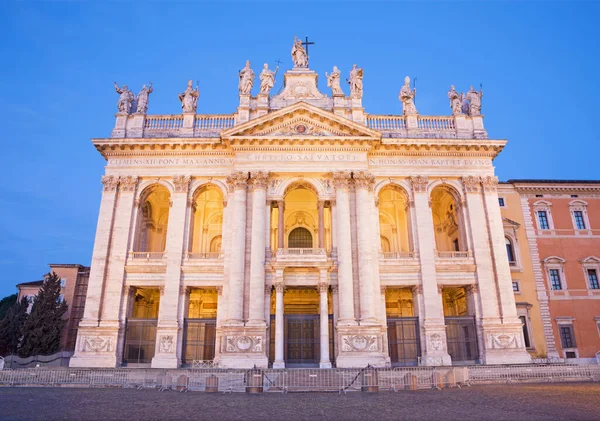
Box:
xmin=0 ymin=294 xmax=17 ymax=320
xmin=19 ymin=272 xmax=68 ymax=357
xmin=0 ymin=296 xmax=29 ymax=356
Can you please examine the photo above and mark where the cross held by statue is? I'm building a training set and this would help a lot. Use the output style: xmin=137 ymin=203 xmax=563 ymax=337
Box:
xmin=303 ymin=36 xmax=315 ymax=56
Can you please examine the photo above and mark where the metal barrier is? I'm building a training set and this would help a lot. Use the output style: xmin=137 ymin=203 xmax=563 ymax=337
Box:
xmin=0 ymin=364 xmax=598 ymax=392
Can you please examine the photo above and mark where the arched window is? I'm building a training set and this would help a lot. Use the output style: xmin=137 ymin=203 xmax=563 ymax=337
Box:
xmin=288 ymin=227 xmax=313 ymax=248
xmin=505 ymin=237 xmax=515 ymax=263
xmin=381 ymin=236 xmax=391 ymax=253
xmin=209 ymin=235 xmax=222 ymax=253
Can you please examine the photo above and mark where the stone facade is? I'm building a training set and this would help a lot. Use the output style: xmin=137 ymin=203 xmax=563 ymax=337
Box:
xmin=70 ymin=43 xmax=532 ymax=368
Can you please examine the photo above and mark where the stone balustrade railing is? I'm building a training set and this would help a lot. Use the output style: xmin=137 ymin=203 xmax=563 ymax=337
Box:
xmin=144 ymin=115 xmax=184 ymax=130
xmin=381 ymin=251 xmax=417 ymax=259
xmin=418 ymin=116 xmax=455 ymax=131
xmin=129 ymin=252 xmax=165 ymax=260
xmin=194 ymin=115 xmax=235 ymax=130
xmin=435 ymin=251 xmax=472 ymax=259
xmin=276 ymin=248 xmax=327 ymax=256
xmin=186 ymin=252 xmax=224 ymax=259
xmin=365 ymin=115 xmax=407 ymax=131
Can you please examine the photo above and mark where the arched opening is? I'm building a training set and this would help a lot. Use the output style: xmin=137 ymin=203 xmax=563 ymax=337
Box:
xmin=183 ymin=288 xmax=217 ymax=365
xmin=123 ymin=287 xmax=160 ymax=365
xmin=505 ymin=237 xmax=516 ymax=264
xmin=378 ymin=185 xmax=412 ymax=253
xmin=430 ymin=186 xmax=466 ymax=252
xmin=189 ymin=184 xmax=224 ymax=255
xmin=385 ymin=288 xmax=420 ymax=366
xmin=442 ymin=286 xmax=479 ymax=363
xmin=135 ymin=185 xmax=171 ymax=252
xmin=288 ymin=227 xmax=313 ymax=248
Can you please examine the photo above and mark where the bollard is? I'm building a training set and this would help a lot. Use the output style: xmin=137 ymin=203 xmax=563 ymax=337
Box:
xmin=205 ymin=374 xmax=219 ymax=393
xmin=245 ymin=367 xmax=264 ymax=394
xmin=405 ymin=373 xmax=418 ymax=390
xmin=176 ymin=375 xmax=189 ymax=392
xmin=361 ymin=367 xmax=379 ymax=393
xmin=433 ymin=371 xmax=444 ymax=389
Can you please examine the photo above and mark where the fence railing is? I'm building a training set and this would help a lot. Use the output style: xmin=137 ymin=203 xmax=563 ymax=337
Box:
xmin=381 ymin=251 xmax=417 ymax=259
xmin=129 ymin=252 xmax=165 ymax=260
xmin=436 ymin=251 xmax=471 ymax=259
xmin=276 ymin=248 xmax=327 ymax=256
xmin=186 ymin=252 xmax=224 ymax=260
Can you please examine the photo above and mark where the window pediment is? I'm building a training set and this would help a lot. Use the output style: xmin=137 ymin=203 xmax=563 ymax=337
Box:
xmin=542 ymin=256 xmax=566 ymax=265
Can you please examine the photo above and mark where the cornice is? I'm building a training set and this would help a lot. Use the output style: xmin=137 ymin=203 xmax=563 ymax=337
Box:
xmin=513 ymin=184 xmax=600 ymax=194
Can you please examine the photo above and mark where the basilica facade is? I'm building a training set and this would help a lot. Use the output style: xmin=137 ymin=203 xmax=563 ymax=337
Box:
xmin=70 ymin=42 xmax=532 ymax=369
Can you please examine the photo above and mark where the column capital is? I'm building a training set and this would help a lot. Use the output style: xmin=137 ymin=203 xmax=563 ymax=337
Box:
xmin=216 ymin=285 xmax=223 ymax=295
xmin=226 ymin=171 xmax=249 ymax=192
xmin=352 ymin=171 xmax=376 ymax=191
xmin=274 ymin=282 xmax=285 ymax=293
xmin=318 ymin=282 xmax=329 ymax=293
xmin=317 ymin=200 xmax=325 ymax=210
xmin=481 ymin=175 xmax=499 ymax=192
xmin=119 ymin=175 xmax=139 ymax=192
xmin=380 ymin=285 xmax=387 ymax=294
xmin=332 ymin=171 xmax=352 ymax=190
xmin=331 ymin=285 xmax=339 ymax=294
xmin=410 ymin=175 xmax=429 ymax=193
xmin=461 ymin=175 xmax=481 ymax=193
xmin=173 ymin=175 xmax=192 ymax=193
xmin=249 ymin=171 xmax=271 ymax=190
xmin=102 ymin=175 xmax=119 ymax=192
xmin=265 ymin=285 xmax=272 ymax=295
xmin=412 ymin=285 xmax=423 ymax=295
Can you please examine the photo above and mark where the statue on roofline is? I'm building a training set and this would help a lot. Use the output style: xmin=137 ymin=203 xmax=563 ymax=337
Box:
xmin=136 ymin=83 xmax=153 ymax=114
xmin=259 ymin=63 xmax=278 ymax=95
xmin=114 ymin=82 xmax=135 ymax=114
xmin=447 ymin=85 xmax=463 ymax=116
xmin=326 ymin=66 xmax=343 ymax=95
xmin=178 ymin=80 xmax=199 ymax=114
xmin=291 ymin=36 xmax=308 ymax=68
xmin=347 ymin=64 xmax=364 ymax=99
xmin=466 ymin=86 xmax=483 ymax=116
xmin=238 ymin=60 xmax=255 ymax=95
xmin=399 ymin=76 xmax=417 ymax=115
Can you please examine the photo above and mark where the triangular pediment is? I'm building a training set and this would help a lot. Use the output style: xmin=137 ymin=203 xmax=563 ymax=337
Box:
xmin=502 ymin=217 xmax=521 ymax=228
xmin=221 ymin=102 xmax=381 ymax=141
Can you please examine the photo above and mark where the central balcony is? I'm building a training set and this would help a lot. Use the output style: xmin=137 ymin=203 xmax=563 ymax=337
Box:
xmin=273 ymin=248 xmax=329 ymax=267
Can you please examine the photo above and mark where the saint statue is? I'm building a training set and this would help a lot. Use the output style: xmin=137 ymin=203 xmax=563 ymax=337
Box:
xmin=238 ymin=60 xmax=255 ymax=95
xmin=136 ymin=83 xmax=153 ymax=114
xmin=259 ymin=63 xmax=278 ymax=95
xmin=447 ymin=85 xmax=463 ymax=116
xmin=347 ymin=64 xmax=364 ymax=99
xmin=178 ymin=80 xmax=199 ymax=113
xmin=466 ymin=86 xmax=483 ymax=116
xmin=326 ymin=66 xmax=343 ymax=95
xmin=114 ymin=82 xmax=135 ymax=114
xmin=291 ymin=36 xmax=308 ymax=68
xmin=399 ymin=76 xmax=417 ymax=115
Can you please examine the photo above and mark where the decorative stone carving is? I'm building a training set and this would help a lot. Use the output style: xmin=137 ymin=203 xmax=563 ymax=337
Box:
xmin=481 ymin=176 xmax=498 ymax=192
xmin=466 ymin=86 xmax=483 ymax=116
xmin=274 ymin=282 xmax=285 ymax=293
xmin=259 ymin=63 xmax=277 ymax=95
xmin=172 ymin=175 xmax=191 ymax=193
xmin=399 ymin=76 xmax=417 ymax=115
xmin=341 ymin=335 xmax=378 ymax=352
xmin=238 ymin=60 xmax=255 ymax=95
xmin=447 ymin=85 xmax=463 ymax=116
xmin=119 ymin=175 xmax=138 ymax=192
xmin=326 ymin=66 xmax=343 ymax=95
xmin=332 ymin=171 xmax=352 ymax=190
xmin=353 ymin=171 xmax=375 ymax=191
xmin=178 ymin=80 xmax=199 ymax=114
xmin=226 ymin=171 xmax=248 ymax=191
xmin=291 ymin=36 xmax=308 ymax=68
xmin=488 ymin=333 xmax=519 ymax=349
xmin=409 ymin=175 xmax=429 ymax=193
xmin=101 ymin=175 xmax=119 ymax=192
xmin=427 ymin=333 xmax=444 ymax=351
xmin=462 ymin=175 xmax=481 ymax=193
xmin=225 ymin=335 xmax=263 ymax=353
xmin=347 ymin=64 xmax=364 ymax=99
xmin=318 ymin=282 xmax=329 ymax=293
xmin=136 ymin=83 xmax=153 ymax=114
xmin=159 ymin=335 xmax=174 ymax=353
xmin=114 ymin=82 xmax=135 ymax=115
xmin=250 ymin=171 xmax=270 ymax=190
xmin=79 ymin=336 xmax=113 ymax=352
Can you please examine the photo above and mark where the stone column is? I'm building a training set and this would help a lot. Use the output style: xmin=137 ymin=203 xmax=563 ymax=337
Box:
xmin=353 ymin=171 xmax=377 ymax=324
xmin=318 ymin=201 xmax=325 ymax=249
xmin=247 ymin=171 xmax=270 ymax=326
xmin=152 ymin=175 xmax=191 ymax=368
xmin=225 ymin=171 xmax=248 ymax=325
xmin=176 ymin=286 xmax=190 ymax=365
xmin=332 ymin=171 xmax=357 ymax=325
xmin=410 ymin=176 xmax=451 ymax=365
xmin=273 ymin=280 xmax=285 ymax=368
xmin=216 ymin=286 xmax=226 ymax=327
xmin=318 ymin=276 xmax=332 ymax=368
xmin=277 ymin=200 xmax=285 ymax=249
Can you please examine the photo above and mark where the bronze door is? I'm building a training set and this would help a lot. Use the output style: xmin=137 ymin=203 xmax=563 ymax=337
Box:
xmin=285 ymin=314 xmax=319 ymax=366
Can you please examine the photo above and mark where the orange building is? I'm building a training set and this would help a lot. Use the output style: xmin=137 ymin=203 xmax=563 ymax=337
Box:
xmin=511 ymin=180 xmax=600 ymax=362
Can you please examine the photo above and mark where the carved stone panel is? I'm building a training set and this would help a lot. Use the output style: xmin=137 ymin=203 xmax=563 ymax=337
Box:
xmin=159 ymin=335 xmax=174 ymax=353
xmin=488 ymin=333 xmax=520 ymax=349
xmin=426 ymin=333 xmax=444 ymax=352
xmin=341 ymin=335 xmax=379 ymax=352
xmin=225 ymin=335 xmax=263 ymax=353
xmin=79 ymin=336 xmax=114 ymax=353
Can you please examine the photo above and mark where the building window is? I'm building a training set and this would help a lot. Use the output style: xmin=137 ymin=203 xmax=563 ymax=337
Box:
xmin=574 ymin=211 xmax=586 ymax=230
xmin=498 ymin=197 xmax=505 ymax=207
xmin=505 ymin=237 xmax=516 ymax=263
xmin=60 ymin=278 xmax=67 ymax=288
xmin=512 ymin=281 xmax=520 ymax=292
xmin=549 ymin=269 xmax=562 ymax=290
xmin=559 ymin=325 xmax=576 ymax=349
xmin=588 ymin=269 xmax=600 ymax=290
xmin=569 ymin=200 xmax=590 ymax=231
xmin=538 ymin=211 xmax=549 ymax=230
xmin=519 ymin=316 xmax=531 ymax=348
xmin=288 ymin=227 xmax=313 ymax=248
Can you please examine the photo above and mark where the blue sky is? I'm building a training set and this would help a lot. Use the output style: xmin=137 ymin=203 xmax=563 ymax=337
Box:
xmin=0 ymin=1 xmax=598 ymax=297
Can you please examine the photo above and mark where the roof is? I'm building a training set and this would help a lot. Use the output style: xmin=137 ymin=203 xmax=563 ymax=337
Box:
xmin=47 ymin=263 xmax=90 ymax=269
xmin=506 ymin=179 xmax=600 ymax=184
xmin=16 ymin=280 xmax=44 ymax=287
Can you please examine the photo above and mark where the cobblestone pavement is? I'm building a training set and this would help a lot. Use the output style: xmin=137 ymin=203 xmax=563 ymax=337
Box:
xmin=0 ymin=382 xmax=599 ymax=420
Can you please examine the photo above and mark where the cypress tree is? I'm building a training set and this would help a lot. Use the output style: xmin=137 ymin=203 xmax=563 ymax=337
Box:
xmin=0 ymin=296 xmax=29 ymax=356
xmin=0 ymin=294 xmax=17 ymax=320
xmin=19 ymin=272 xmax=68 ymax=357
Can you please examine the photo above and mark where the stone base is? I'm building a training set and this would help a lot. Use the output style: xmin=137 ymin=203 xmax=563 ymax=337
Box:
xmin=482 ymin=349 xmax=532 ymax=365
xmin=480 ymin=325 xmax=532 ymax=365
xmin=272 ymin=361 xmax=285 ymax=369
xmin=69 ymin=326 xmax=120 ymax=368
xmin=214 ymin=325 xmax=268 ymax=369
xmin=319 ymin=361 xmax=333 ymax=369
xmin=151 ymin=355 xmax=179 ymax=369
xmin=216 ymin=354 xmax=269 ymax=369
xmin=335 ymin=325 xmax=390 ymax=368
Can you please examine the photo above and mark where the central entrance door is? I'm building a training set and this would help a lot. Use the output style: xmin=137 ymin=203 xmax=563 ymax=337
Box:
xmin=285 ymin=314 xmax=319 ymax=366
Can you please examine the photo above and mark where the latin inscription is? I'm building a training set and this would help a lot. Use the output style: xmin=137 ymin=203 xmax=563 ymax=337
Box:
xmin=368 ymin=158 xmax=492 ymax=167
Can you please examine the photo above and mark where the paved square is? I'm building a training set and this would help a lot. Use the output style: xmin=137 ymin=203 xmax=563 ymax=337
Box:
xmin=0 ymin=383 xmax=599 ymax=420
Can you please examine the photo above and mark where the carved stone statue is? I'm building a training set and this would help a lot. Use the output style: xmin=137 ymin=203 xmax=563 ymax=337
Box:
xmin=326 ymin=66 xmax=343 ymax=95
xmin=347 ymin=64 xmax=364 ymax=99
xmin=238 ymin=60 xmax=255 ymax=95
xmin=399 ymin=76 xmax=417 ymax=115
xmin=466 ymin=86 xmax=483 ymax=116
xmin=291 ymin=36 xmax=308 ymax=68
xmin=136 ymin=83 xmax=153 ymax=114
xmin=447 ymin=85 xmax=463 ymax=116
xmin=259 ymin=63 xmax=277 ymax=95
xmin=178 ymin=80 xmax=199 ymax=113
xmin=114 ymin=82 xmax=135 ymax=114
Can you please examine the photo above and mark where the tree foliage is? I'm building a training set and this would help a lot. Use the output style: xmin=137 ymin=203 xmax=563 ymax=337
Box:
xmin=19 ymin=272 xmax=68 ymax=357
xmin=0 ymin=293 xmax=17 ymax=320
xmin=0 ymin=296 xmax=28 ymax=356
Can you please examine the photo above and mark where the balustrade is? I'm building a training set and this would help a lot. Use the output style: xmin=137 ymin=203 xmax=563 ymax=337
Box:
xmin=365 ymin=115 xmax=406 ymax=131
xmin=144 ymin=115 xmax=184 ymax=131
xmin=435 ymin=251 xmax=471 ymax=259
xmin=129 ymin=252 xmax=165 ymax=260
xmin=276 ymin=248 xmax=326 ymax=256
xmin=194 ymin=115 xmax=235 ymax=130
xmin=381 ymin=251 xmax=417 ymax=259
xmin=186 ymin=252 xmax=224 ymax=259
xmin=418 ymin=116 xmax=455 ymax=131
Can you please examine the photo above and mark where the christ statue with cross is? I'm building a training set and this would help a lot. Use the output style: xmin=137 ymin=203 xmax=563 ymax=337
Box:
xmin=291 ymin=36 xmax=312 ymax=68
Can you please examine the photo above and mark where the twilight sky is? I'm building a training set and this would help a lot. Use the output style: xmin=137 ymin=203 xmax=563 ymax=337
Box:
xmin=0 ymin=1 xmax=598 ymax=297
